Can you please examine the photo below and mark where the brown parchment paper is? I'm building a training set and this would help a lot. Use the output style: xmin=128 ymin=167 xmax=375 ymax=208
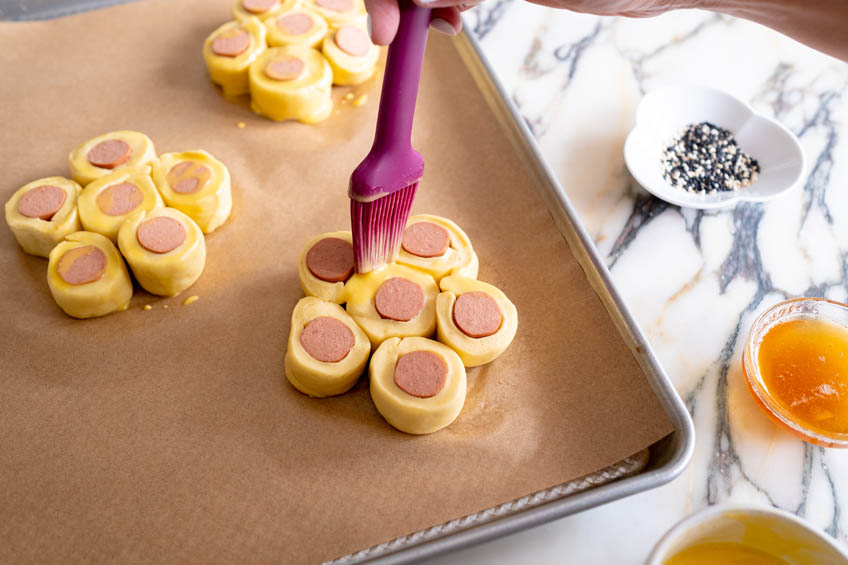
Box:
xmin=0 ymin=1 xmax=673 ymax=562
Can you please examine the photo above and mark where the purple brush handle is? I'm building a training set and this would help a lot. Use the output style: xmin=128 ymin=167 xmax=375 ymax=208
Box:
xmin=349 ymin=0 xmax=431 ymax=201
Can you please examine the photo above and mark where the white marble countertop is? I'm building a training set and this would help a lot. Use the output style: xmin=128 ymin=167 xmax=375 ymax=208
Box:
xmin=424 ymin=3 xmax=848 ymax=563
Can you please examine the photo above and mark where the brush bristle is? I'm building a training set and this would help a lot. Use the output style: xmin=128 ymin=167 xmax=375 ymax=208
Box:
xmin=350 ymin=184 xmax=418 ymax=273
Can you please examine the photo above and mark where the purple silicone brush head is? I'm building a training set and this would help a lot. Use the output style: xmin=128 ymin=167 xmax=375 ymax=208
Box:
xmin=349 ymin=0 xmax=431 ymax=273
xmin=350 ymin=183 xmax=418 ymax=273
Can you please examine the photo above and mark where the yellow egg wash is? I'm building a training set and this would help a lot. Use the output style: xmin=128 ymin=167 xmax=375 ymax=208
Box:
xmin=5 ymin=176 xmax=82 ymax=258
xmin=95 ymin=183 xmax=143 ymax=216
xmin=152 ymin=150 xmax=232 ymax=235
xmin=758 ymin=318 xmax=848 ymax=436
xmin=117 ymin=208 xmax=206 ymax=297
xmin=343 ymin=263 xmax=439 ymax=348
xmin=248 ymin=45 xmax=334 ymax=123
xmin=183 ymin=295 xmax=199 ymax=306
xmin=664 ymin=542 xmax=788 ymax=565
xmin=343 ymin=269 xmax=383 ymax=305
xmin=166 ymin=161 xmax=211 ymax=194
xmin=56 ymin=245 xmax=104 ymax=283
xmin=343 ymin=264 xmax=429 ymax=307
xmin=46 ymin=232 xmax=133 ymax=318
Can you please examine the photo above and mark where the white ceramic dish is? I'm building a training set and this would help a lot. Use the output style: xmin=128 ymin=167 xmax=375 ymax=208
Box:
xmin=647 ymin=504 xmax=848 ymax=564
xmin=624 ymin=85 xmax=805 ymax=210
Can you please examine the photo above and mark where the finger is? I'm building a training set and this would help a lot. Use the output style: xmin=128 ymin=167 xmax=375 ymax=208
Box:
xmin=365 ymin=0 xmax=400 ymax=45
xmin=414 ymin=0 xmax=470 ymax=8
xmin=457 ymin=2 xmax=481 ymax=12
xmin=429 ymin=6 xmax=462 ymax=35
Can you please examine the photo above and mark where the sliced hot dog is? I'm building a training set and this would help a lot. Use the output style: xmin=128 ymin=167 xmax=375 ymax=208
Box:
xmin=212 ymin=29 xmax=250 ymax=57
xmin=299 ymin=316 xmax=355 ymax=362
xmin=96 ymin=182 xmax=144 ymax=216
xmin=265 ymin=57 xmax=305 ymax=81
xmin=167 ymin=161 xmax=211 ymax=194
xmin=278 ymin=13 xmax=313 ymax=35
xmin=137 ymin=216 xmax=187 ymax=254
xmin=306 ymin=237 xmax=354 ymax=283
xmin=316 ymin=0 xmax=353 ymax=12
xmin=334 ymin=25 xmax=370 ymax=57
xmin=57 ymin=245 xmax=107 ymax=285
xmin=87 ymin=139 xmax=131 ymax=169
xmin=393 ymin=351 xmax=447 ymax=398
xmin=402 ymin=221 xmax=450 ymax=258
xmin=17 ymin=185 xmax=66 ymax=221
xmin=453 ymin=291 xmax=502 ymax=338
xmin=375 ymin=277 xmax=424 ymax=322
xmin=242 ymin=0 xmax=278 ymax=13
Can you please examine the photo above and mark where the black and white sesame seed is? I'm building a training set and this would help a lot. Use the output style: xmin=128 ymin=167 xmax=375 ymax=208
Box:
xmin=661 ymin=122 xmax=760 ymax=194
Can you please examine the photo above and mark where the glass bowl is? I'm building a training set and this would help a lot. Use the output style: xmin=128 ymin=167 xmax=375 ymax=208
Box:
xmin=743 ymin=297 xmax=848 ymax=448
xmin=646 ymin=504 xmax=848 ymax=564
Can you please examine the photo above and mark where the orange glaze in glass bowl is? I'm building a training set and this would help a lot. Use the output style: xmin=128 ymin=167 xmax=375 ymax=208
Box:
xmin=743 ymin=297 xmax=848 ymax=448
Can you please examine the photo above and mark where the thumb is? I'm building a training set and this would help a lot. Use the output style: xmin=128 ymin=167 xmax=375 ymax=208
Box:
xmin=365 ymin=0 xmax=400 ymax=45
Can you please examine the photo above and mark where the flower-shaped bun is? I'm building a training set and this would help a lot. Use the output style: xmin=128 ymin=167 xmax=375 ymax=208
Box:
xmin=77 ymin=167 xmax=163 ymax=242
xmin=203 ymin=18 xmax=267 ymax=97
xmin=397 ymin=214 xmax=478 ymax=282
xmin=5 ymin=176 xmax=82 ymax=258
xmin=370 ymin=337 xmax=467 ymax=434
xmin=344 ymin=264 xmax=438 ymax=348
xmin=298 ymin=231 xmax=354 ymax=304
xmin=68 ymin=130 xmax=156 ymax=186
xmin=152 ymin=150 xmax=232 ymax=234
xmin=286 ymin=297 xmax=370 ymax=397
xmin=435 ymin=276 xmax=517 ymax=367
xmin=47 ymin=231 xmax=133 ymax=319
xmin=118 ymin=207 xmax=206 ymax=297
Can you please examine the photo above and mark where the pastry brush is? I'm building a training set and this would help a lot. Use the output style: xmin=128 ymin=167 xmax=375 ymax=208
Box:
xmin=349 ymin=0 xmax=431 ymax=273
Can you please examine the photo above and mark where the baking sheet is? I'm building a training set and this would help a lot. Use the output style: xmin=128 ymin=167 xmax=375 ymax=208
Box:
xmin=0 ymin=1 xmax=673 ymax=562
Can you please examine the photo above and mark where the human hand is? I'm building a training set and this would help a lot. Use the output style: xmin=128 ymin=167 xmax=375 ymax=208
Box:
xmin=365 ymin=0 xmax=477 ymax=45
xmin=367 ymin=0 xmax=848 ymax=65
xmin=522 ymin=0 xmax=691 ymax=17
xmin=366 ymin=0 xmax=689 ymax=46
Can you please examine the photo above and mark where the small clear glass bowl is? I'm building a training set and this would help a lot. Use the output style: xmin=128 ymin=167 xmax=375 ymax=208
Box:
xmin=743 ymin=297 xmax=848 ymax=448
xmin=646 ymin=504 xmax=848 ymax=564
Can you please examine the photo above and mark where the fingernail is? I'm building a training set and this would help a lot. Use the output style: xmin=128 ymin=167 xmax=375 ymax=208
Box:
xmin=416 ymin=0 xmax=436 ymax=4
xmin=366 ymin=13 xmax=374 ymax=41
xmin=430 ymin=18 xmax=457 ymax=36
